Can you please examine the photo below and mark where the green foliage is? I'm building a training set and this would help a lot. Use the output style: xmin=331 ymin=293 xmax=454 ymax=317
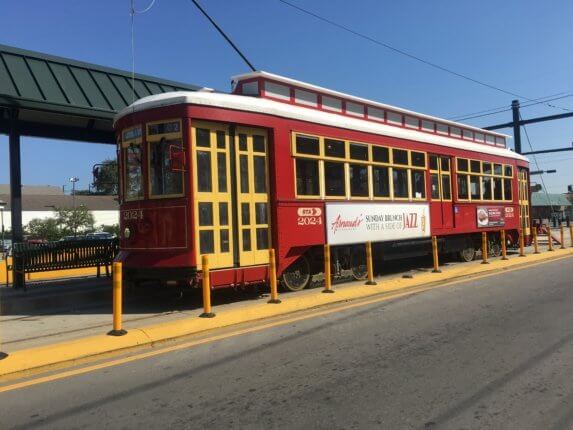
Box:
xmin=92 ymin=158 xmax=118 ymax=195
xmin=101 ymin=224 xmax=120 ymax=237
xmin=26 ymin=218 xmax=61 ymax=241
xmin=56 ymin=205 xmax=95 ymax=236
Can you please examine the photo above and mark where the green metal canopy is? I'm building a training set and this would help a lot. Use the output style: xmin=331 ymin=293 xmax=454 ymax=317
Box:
xmin=0 ymin=44 xmax=203 ymax=143
xmin=531 ymin=192 xmax=572 ymax=207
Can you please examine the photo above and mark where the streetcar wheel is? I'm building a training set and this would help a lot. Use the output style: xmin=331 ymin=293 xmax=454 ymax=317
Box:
xmin=458 ymin=247 xmax=476 ymax=262
xmin=281 ymin=255 xmax=311 ymax=292
xmin=350 ymin=247 xmax=367 ymax=281
xmin=488 ymin=241 xmax=502 ymax=258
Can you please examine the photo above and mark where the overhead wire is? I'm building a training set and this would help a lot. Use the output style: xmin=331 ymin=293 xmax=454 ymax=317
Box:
xmin=277 ymin=0 xmax=570 ymax=113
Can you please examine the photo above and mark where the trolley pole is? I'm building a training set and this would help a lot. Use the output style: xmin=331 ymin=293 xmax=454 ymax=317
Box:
xmin=268 ymin=248 xmax=281 ymax=304
xmin=481 ymin=232 xmax=489 ymax=264
xmin=533 ymin=227 xmax=540 ymax=254
xmin=519 ymin=229 xmax=526 ymax=257
xmin=108 ymin=262 xmax=127 ymax=336
xmin=547 ymin=226 xmax=554 ymax=251
xmin=500 ymin=230 xmax=508 ymax=260
xmin=365 ymin=241 xmax=376 ymax=285
xmin=560 ymin=224 xmax=566 ymax=249
xmin=322 ymin=244 xmax=334 ymax=293
xmin=200 ymin=255 xmax=216 ymax=318
xmin=431 ymin=236 xmax=441 ymax=273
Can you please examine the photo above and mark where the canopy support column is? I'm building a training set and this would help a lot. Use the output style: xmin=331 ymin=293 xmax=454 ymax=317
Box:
xmin=9 ymin=108 xmax=24 ymax=289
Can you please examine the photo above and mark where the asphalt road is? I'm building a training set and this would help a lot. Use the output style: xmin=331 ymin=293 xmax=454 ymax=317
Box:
xmin=2 ymin=255 xmax=573 ymax=430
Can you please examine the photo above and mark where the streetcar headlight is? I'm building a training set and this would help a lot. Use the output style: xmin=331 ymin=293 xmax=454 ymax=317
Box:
xmin=123 ymin=227 xmax=131 ymax=239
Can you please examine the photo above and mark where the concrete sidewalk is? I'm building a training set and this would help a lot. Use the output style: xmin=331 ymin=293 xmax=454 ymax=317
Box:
xmin=1 ymin=244 xmax=572 ymax=377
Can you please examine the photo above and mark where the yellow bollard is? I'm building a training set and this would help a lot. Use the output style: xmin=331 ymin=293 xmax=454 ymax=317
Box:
xmin=365 ymin=241 xmax=377 ymax=285
xmin=500 ymin=230 xmax=508 ymax=260
xmin=322 ymin=244 xmax=334 ymax=293
xmin=560 ymin=225 xmax=566 ymax=249
xmin=481 ymin=232 xmax=489 ymax=264
xmin=519 ymin=229 xmax=526 ymax=257
xmin=200 ymin=255 xmax=216 ymax=318
xmin=547 ymin=226 xmax=554 ymax=251
xmin=533 ymin=227 xmax=540 ymax=254
xmin=108 ymin=262 xmax=127 ymax=336
xmin=431 ymin=236 xmax=441 ymax=273
xmin=268 ymin=248 xmax=281 ymax=304
xmin=570 ymin=225 xmax=573 ymax=248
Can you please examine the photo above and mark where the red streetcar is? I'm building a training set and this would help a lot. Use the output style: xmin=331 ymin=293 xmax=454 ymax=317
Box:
xmin=114 ymin=72 xmax=530 ymax=291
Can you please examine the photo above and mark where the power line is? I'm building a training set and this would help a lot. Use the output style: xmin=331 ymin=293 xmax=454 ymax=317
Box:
xmin=277 ymin=0 xmax=569 ymax=112
xmin=189 ymin=0 xmax=256 ymax=72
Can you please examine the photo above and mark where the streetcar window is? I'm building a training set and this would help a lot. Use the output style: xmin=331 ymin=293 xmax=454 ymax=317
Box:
xmin=441 ymin=175 xmax=451 ymax=200
xmin=124 ymin=144 xmax=143 ymax=200
xmin=325 ymin=139 xmax=346 ymax=158
xmin=387 ymin=111 xmax=402 ymax=125
xmin=349 ymin=164 xmax=369 ymax=197
xmin=349 ymin=143 xmax=369 ymax=161
xmin=372 ymin=146 xmax=389 ymax=163
xmin=199 ymin=231 xmax=214 ymax=254
xmin=241 ymin=203 xmax=250 ymax=226
xmin=422 ymin=120 xmax=435 ymax=132
xmin=457 ymin=158 xmax=468 ymax=172
xmin=393 ymin=149 xmax=409 ymax=165
xmin=255 ymin=203 xmax=268 ymax=224
xmin=504 ymin=179 xmax=513 ymax=201
xmin=324 ymin=161 xmax=346 ymax=196
xmin=483 ymin=162 xmax=492 ymax=175
xmin=440 ymin=158 xmax=450 ymax=172
xmin=411 ymin=151 xmax=426 ymax=168
xmin=450 ymin=127 xmax=461 ymax=138
xmin=462 ymin=129 xmax=473 ymax=140
xmin=253 ymin=156 xmax=267 ymax=193
xmin=256 ymin=228 xmax=269 ymax=250
xmin=431 ymin=174 xmax=440 ymax=199
xmin=493 ymin=177 xmax=503 ymax=200
xmin=470 ymin=175 xmax=480 ymax=200
xmin=457 ymin=175 xmax=469 ymax=200
xmin=216 ymin=130 xmax=226 ymax=149
xmin=372 ymin=166 xmax=390 ymax=198
xmin=240 ymin=155 xmax=249 ymax=193
xmin=405 ymin=116 xmax=419 ymax=129
xmin=242 ymin=229 xmax=251 ymax=251
xmin=474 ymin=132 xmax=485 ymax=142
xmin=253 ymin=135 xmax=265 ymax=153
xmin=295 ymin=135 xmax=320 ymax=156
xmin=470 ymin=160 xmax=481 ymax=173
xmin=393 ymin=168 xmax=409 ymax=198
xmin=219 ymin=202 xmax=229 ymax=226
xmin=412 ymin=170 xmax=426 ymax=199
xmin=196 ymin=128 xmax=210 ymax=147
xmin=494 ymin=163 xmax=503 ymax=176
xmin=198 ymin=202 xmax=213 ymax=226
xmin=504 ymin=165 xmax=513 ymax=177
xmin=150 ymin=138 xmax=184 ymax=196
xmin=220 ymin=230 xmax=230 ymax=253
xmin=436 ymin=123 xmax=449 ymax=135
xmin=217 ymin=153 xmax=228 ymax=193
xmin=295 ymin=159 xmax=319 ymax=196
xmin=197 ymin=151 xmax=212 ymax=192
xmin=429 ymin=156 xmax=438 ymax=171
xmin=238 ymin=134 xmax=248 ymax=151
xmin=481 ymin=176 xmax=492 ymax=200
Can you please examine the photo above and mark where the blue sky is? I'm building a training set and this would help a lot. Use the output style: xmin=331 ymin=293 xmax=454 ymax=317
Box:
xmin=1 ymin=0 xmax=572 ymax=193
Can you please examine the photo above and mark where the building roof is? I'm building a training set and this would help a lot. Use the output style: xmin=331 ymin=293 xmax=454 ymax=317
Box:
xmin=531 ymin=192 xmax=572 ymax=207
xmin=0 ymin=194 xmax=118 ymax=211
xmin=116 ymin=91 xmax=528 ymax=162
xmin=0 ymin=44 xmax=204 ymax=143
xmin=0 ymin=184 xmax=64 ymax=196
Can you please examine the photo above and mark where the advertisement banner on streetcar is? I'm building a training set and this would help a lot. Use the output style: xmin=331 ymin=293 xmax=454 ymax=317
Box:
xmin=325 ymin=203 xmax=430 ymax=245
xmin=476 ymin=206 xmax=505 ymax=228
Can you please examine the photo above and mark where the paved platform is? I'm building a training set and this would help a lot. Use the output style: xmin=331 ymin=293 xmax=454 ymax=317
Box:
xmin=1 ymin=243 xmax=572 ymax=377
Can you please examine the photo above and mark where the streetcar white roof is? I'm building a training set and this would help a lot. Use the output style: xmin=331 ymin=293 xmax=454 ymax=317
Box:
xmin=115 ymin=91 xmax=527 ymax=162
xmin=231 ymin=71 xmax=510 ymax=139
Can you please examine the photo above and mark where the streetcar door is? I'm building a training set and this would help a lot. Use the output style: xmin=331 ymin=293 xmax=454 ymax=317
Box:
xmin=518 ymin=168 xmax=530 ymax=236
xmin=192 ymin=121 xmax=234 ymax=269
xmin=235 ymin=127 xmax=271 ymax=266
xmin=429 ymin=155 xmax=454 ymax=229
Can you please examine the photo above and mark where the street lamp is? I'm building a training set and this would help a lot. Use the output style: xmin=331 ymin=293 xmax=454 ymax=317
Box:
xmin=0 ymin=199 xmax=6 ymax=258
xmin=69 ymin=176 xmax=79 ymax=210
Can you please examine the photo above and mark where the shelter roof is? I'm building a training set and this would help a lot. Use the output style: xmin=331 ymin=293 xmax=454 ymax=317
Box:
xmin=531 ymin=192 xmax=572 ymax=207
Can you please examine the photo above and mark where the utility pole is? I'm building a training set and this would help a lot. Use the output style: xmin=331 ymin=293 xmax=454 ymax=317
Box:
xmin=511 ymin=100 xmax=522 ymax=154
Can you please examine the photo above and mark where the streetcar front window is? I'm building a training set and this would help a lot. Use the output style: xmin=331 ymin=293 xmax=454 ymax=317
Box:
xmin=124 ymin=144 xmax=143 ymax=200
xmin=150 ymin=138 xmax=184 ymax=197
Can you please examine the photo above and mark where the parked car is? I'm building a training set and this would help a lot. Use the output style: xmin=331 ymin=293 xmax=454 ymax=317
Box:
xmin=85 ymin=232 xmax=115 ymax=240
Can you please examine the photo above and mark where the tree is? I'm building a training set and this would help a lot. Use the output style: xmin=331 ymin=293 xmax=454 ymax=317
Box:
xmin=101 ymin=224 xmax=119 ymax=237
xmin=56 ymin=205 xmax=95 ymax=236
xmin=92 ymin=158 xmax=118 ymax=195
xmin=26 ymin=218 xmax=61 ymax=241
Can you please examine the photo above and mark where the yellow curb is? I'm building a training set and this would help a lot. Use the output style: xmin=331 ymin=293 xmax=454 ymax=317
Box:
xmin=1 ymin=247 xmax=572 ymax=377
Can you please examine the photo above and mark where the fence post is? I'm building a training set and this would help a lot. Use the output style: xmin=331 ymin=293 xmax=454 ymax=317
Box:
xmin=322 ymin=244 xmax=334 ymax=293
xmin=268 ymin=248 xmax=281 ymax=304
xmin=481 ymin=232 xmax=489 ymax=264
xmin=365 ymin=241 xmax=376 ymax=285
xmin=431 ymin=236 xmax=441 ymax=273
xmin=533 ymin=227 xmax=540 ymax=254
xmin=108 ymin=262 xmax=127 ymax=336
xmin=560 ymin=224 xmax=566 ymax=249
xmin=500 ymin=230 xmax=508 ymax=260
xmin=200 ymin=255 xmax=216 ymax=318
xmin=519 ymin=229 xmax=526 ymax=257
xmin=547 ymin=226 xmax=554 ymax=252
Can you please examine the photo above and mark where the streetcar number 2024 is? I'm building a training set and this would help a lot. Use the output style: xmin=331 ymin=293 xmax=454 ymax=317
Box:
xmin=297 ymin=216 xmax=322 ymax=226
